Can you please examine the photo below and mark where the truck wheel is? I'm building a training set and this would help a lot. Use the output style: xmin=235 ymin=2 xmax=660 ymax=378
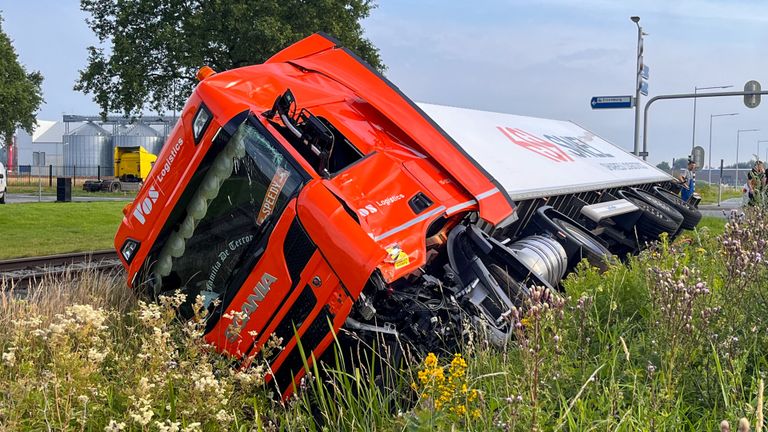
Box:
xmin=110 ymin=183 xmax=119 ymax=192
xmin=551 ymin=217 xmax=614 ymax=271
xmin=652 ymin=186 xmax=702 ymax=230
xmin=0 ymin=194 xmax=4 ymax=204
xmin=622 ymin=195 xmax=680 ymax=240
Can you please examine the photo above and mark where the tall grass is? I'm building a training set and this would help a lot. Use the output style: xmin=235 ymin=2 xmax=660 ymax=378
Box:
xmin=2 ymin=212 xmax=767 ymax=431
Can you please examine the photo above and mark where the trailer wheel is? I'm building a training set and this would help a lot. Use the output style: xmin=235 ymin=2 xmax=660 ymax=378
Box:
xmin=110 ymin=183 xmax=120 ymax=192
xmin=652 ymin=186 xmax=702 ymax=230
xmin=622 ymin=195 xmax=680 ymax=240
xmin=630 ymin=188 xmax=684 ymax=227
xmin=551 ymin=217 xmax=613 ymax=271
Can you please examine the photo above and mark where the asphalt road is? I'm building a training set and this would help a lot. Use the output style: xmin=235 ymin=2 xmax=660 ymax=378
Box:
xmin=698 ymin=197 xmax=742 ymax=218
xmin=3 ymin=193 xmax=133 ymax=204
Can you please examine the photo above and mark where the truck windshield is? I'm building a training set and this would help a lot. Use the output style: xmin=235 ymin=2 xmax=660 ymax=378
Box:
xmin=150 ymin=117 xmax=304 ymax=311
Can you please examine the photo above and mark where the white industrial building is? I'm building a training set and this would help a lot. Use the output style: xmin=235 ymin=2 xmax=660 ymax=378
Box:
xmin=15 ymin=120 xmax=66 ymax=173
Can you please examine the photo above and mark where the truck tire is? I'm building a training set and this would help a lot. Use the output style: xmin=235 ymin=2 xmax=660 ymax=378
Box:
xmin=620 ymin=193 xmax=680 ymax=240
xmin=630 ymin=188 xmax=685 ymax=227
xmin=110 ymin=183 xmax=120 ymax=192
xmin=652 ymin=186 xmax=702 ymax=230
xmin=551 ymin=217 xmax=614 ymax=271
xmin=0 ymin=194 xmax=5 ymax=204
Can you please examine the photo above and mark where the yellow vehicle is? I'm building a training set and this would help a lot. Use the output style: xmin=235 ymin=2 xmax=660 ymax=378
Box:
xmin=83 ymin=146 xmax=157 ymax=192
xmin=114 ymin=146 xmax=157 ymax=181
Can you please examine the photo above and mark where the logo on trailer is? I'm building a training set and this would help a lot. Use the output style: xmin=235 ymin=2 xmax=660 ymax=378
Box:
xmin=497 ymin=127 xmax=574 ymax=163
xmin=132 ymin=186 xmax=159 ymax=225
xmin=225 ymin=272 xmax=277 ymax=342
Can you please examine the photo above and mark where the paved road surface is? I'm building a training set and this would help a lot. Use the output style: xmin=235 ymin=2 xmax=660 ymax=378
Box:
xmin=698 ymin=197 xmax=742 ymax=219
xmin=3 ymin=193 xmax=133 ymax=204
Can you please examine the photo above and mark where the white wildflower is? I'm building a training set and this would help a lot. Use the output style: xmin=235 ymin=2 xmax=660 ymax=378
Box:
xmin=129 ymin=398 xmax=154 ymax=426
xmin=2 ymin=348 xmax=16 ymax=367
xmin=182 ymin=422 xmax=202 ymax=432
xmin=155 ymin=420 xmax=181 ymax=432
xmin=104 ymin=420 xmax=126 ymax=431
xmin=216 ymin=409 xmax=232 ymax=424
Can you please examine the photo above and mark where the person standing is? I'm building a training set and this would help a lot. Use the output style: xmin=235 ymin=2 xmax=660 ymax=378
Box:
xmin=678 ymin=158 xmax=696 ymax=202
xmin=746 ymin=160 xmax=765 ymax=205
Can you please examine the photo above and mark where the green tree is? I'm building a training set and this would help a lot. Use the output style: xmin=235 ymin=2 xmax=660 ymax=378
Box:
xmin=673 ymin=157 xmax=689 ymax=169
xmin=0 ymin=14 xmax=44 ymax=153
xmin=656 ymin=161 xmax=671 ymax=172
xmin=76 ymin=0 xmax=384 ymax=117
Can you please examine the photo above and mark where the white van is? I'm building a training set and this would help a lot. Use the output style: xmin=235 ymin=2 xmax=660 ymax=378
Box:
xmin=0 ymin=162 xmax=6 ymax=204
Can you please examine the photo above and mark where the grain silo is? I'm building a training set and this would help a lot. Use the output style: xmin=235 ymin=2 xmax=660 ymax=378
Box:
xmin=63 ymin=122 xmax=112 ymax=177
xmin=113 ymin=123 xmax=163 ymax=155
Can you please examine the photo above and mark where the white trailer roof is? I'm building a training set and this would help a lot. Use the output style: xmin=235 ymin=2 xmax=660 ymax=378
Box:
xmin=418 ymin=103 xmax=671 ymax=201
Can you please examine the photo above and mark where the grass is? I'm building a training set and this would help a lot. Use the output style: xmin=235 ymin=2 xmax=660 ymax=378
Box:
xmin=685 ymin=215 xmax=726 ymax=237
xmin=696 ymin=182 xmax=743 ymax=204
xmin=0 ymin=201 xmax=125 ymax=258
xmin=0 ymin=208 xmax=765 ymax=431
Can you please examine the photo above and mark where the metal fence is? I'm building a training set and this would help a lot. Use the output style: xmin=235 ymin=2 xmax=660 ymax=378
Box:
xmin=8 ymin=165 xmax=115 ymax=186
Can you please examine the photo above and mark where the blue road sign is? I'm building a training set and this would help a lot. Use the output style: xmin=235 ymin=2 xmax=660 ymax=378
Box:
xmin=590 ymin=96 xmax=634 ymax=109
xmin=641 ymin=64 xmax=649 ymax=80
xmin=639 ymin=81 xmax=649 ymax=96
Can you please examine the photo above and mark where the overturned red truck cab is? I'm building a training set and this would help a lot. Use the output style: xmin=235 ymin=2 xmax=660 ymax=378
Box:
xmin=115 ymin=33 xmax=701 ymax=397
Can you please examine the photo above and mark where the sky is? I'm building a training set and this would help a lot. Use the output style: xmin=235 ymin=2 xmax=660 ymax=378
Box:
xmin=1 ymin=0 xmax=768 ymax=167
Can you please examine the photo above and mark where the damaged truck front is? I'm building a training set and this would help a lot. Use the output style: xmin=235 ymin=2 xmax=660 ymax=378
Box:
xmin=114 ymin=33 xmax=701 ymax=398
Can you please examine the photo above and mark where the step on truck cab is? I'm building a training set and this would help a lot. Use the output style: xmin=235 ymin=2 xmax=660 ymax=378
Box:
xmin=114 ymin=33 xmax=700 ymax=398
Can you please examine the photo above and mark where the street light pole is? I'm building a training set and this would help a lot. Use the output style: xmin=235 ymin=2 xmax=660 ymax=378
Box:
xmin=737 ymin=129 xmax=759 ymax=186
xmin=631 ymin=16 xmax=643 ymax=157
xmin=708 ymin=113 xmax=738 ymax=184
xmin=757 ymin=140 xmax=768 ymax=162
xmin=693 ymin=85 xmax=733 ymax=154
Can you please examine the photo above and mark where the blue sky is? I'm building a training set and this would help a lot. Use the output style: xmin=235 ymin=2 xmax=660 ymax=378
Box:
xmin=2 ymin=0 xmax=768 ymax=166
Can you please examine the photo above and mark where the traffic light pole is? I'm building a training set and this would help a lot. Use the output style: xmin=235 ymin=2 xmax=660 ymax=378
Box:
xmin=641 ymin=90 xmax=768 ymax=161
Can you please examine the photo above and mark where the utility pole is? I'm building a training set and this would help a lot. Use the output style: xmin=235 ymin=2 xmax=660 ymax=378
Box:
xmin=631 ymin=16 xmax=645 ymax=157
xmin=758 ymin=139 xmax=768 ymax=162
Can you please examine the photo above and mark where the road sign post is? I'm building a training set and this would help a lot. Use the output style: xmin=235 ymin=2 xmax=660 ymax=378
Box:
xmin=590 ymin=96 xmax=634 ymax=109
xmin=718 ymin=159 xmax=724 ymax=206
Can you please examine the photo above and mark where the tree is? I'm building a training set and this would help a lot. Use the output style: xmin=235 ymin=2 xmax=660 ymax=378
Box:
xmin=0 ymin=14 xmax=43 ymax=152
xmin=673 ymin=157 xmax=689 ymax=169
xmin=656 ymin=161 xmax=670 ymax=172
xmin=76 ymin=0 xmax=384 ymax=117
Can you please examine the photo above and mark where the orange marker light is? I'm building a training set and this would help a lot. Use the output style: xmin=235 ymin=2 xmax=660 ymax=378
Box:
xmin=196 ymin=66 xmax=216 ymax=81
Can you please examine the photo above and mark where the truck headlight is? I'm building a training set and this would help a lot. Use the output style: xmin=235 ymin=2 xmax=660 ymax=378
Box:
xmin=193 ymin=104 xmax=212 ymax=144
xmin=120 ymin=239 xmax=140 ymax=264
